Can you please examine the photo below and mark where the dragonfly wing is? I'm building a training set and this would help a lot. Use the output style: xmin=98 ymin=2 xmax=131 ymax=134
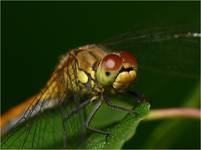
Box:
xmin=2 ymin=70 xmax=67 ymax=148
xmin=100 ymin=24 xmax=200 ymax=47
xmin=99 ymin=24 xmax=200 ymax=80
xmin=1 ymin=53 xmax=88 ymax=148
xmin=59 ymin=53 xmax=88 ymax=148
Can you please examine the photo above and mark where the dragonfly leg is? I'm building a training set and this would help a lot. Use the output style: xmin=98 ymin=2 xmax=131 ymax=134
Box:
xmin=61 ymin=115 xmax=68 ymax=148
xmin=64 ymin=99 xmax=90 ymax=119
xmin=60 ymin=99 xmax=90 ymax=148
xmin=105 ymin=98 xmax=133 ymax=113
xmin=85 ymin=100 xmax=110 ymax=137
xmin=126 ymin=90 xmax=148 ymax=103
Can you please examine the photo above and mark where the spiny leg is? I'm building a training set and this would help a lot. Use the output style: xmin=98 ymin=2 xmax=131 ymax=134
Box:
xmin=104 ymin=91 xmax=147 ymax=115
xmin=63 ymin=99 xmax=90 ymax=120
xmin=59 ymin=101 xmax=70 ymax=149
xmin=126 ymin=90 xmax=148 ymax=103
xmin=105 ymin=98 xmax=133 ymax=113
xmin=60 ymin=113 xmax=68 ymax=149
xmin=85 ymin=100 xmax=110 ymax=137
xmin=60 ymin=99 xmax=90 ymax=148
xmin=114 ymin=90 xmax=148 ymax=104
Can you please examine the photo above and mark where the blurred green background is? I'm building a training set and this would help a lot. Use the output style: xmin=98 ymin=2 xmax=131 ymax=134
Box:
xmin=2 ymin=1 xmax=200 ymax=149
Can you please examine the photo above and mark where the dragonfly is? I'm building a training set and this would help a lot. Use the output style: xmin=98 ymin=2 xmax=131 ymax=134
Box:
xmin=1 ymin=25 xmax=200 ymax=148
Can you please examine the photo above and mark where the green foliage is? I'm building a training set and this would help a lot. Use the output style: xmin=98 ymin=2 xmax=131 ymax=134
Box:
xmin=2 ymin=103 xmax=150 ymax=149
xmin=87 ymin=103 xmax=150 ymax=149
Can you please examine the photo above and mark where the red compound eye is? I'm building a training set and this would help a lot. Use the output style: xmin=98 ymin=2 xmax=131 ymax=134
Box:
xmin=102 ymin=54 xmax=123 ymax=71
xmin=120 ymin=51 xmax=138 ymax=67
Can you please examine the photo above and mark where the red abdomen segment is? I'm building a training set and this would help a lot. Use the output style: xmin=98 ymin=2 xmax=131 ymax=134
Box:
xmin=0 ymin=96 xmax=36 ymax=135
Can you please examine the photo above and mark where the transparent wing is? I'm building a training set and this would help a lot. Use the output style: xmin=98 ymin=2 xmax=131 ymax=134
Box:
xmin=1 ymin=53 xmax=88 ymax=148
xmin=100 ymin=24 xmax=200 ymax=80
xmin=59 ymin=54 xmax=88 ymax=148
xmin=2 ymin=75 xmax=65 ymax=148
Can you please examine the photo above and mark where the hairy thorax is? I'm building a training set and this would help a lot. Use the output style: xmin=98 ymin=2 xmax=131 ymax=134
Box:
xmin=63 ymin=44 xmax=107 ymax=101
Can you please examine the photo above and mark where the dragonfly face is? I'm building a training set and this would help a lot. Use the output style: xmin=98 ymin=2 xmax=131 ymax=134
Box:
xmin=96 ymin=51 xmax=138 ymax=92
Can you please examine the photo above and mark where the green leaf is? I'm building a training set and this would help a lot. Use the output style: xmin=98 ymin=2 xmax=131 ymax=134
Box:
xmin=2 ymin=102 xmax=150 ymax=149
xmin=87 ymin=103 xmax=150 ymax=149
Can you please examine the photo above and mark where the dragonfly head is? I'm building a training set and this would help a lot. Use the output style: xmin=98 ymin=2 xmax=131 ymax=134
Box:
xmin=96 ymin=51 xmax=138 ymax=91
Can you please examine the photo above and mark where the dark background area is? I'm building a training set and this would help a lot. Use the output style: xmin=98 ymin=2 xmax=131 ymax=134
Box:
xmin=1 ymin=1 xmax=200 ymax=149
